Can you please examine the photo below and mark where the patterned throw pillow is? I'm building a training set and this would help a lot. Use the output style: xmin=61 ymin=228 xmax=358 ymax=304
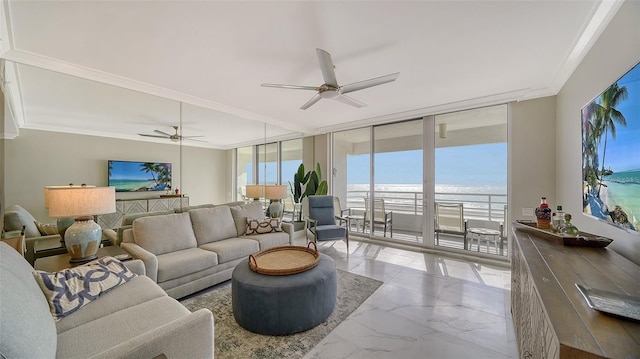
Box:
xmin=35 ymin=222 xmax=59 ymax=236
xmin=33 ymin=256 xmax=136 ymax=320
xmin=245 ymin=217 xmax=283 ymax=235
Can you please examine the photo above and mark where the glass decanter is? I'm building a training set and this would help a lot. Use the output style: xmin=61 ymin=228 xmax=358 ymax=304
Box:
xmin=559 ymin=213 xmax=579 ymax=236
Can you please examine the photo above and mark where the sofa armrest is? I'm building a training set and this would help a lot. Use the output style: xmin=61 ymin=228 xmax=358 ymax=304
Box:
xmin=281 ymin=222 xmax=294 ymax=244
xmin=122 ymin=259 xmax=146 ymax=276
xmin=102 ymin=229 xmax=117 ymax=246
xmin=24 ymin=234 xmax=63 ymax=266
xmin=89 ymin=308 xmax=214 ymax=359
xmin=121 ymin=243 xmax=158 ymax=282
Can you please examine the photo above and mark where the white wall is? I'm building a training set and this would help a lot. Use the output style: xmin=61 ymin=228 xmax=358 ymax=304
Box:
xmin=556 ymin=0 xmax=640 ymax=264
xmin=510 ymin=96 xmax=557 ymax=226
xmin=4 ymin=129 xmax=228 ymax=223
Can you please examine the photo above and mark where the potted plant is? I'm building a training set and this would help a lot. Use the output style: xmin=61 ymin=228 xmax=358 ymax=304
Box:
xmin=289 ymin=163 xmax=328 ymax=229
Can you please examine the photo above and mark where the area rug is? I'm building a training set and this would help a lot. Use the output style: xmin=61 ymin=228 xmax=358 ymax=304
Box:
xmin=180 ymin=269 xmax=382 ymax=359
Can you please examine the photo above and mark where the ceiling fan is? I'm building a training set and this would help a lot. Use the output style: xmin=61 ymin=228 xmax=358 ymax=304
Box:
xmin=138 ymin=126 xmax=205 ymax=142
xmin=261 ymin=48 xmax=399 ymax=110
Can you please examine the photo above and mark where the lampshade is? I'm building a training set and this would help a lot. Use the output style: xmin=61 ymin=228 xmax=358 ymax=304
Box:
xmin=48 ymin=187 xmax=116 ymax=218
xmin=246 ymin=185 xmax=265 ymax=199
xmin=265 ymin=185 xmax=288 ymax=200
xmin=44 ymin=184 xmax=95 ymax=208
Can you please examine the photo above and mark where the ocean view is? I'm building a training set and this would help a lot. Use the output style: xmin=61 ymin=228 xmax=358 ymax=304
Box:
xmin=603 ymin=169 xmax=640 ymax=229
xmin=346 ymin=183 xmax=507 ymax=219
xmin=347 ymin=183 xmax=506 ymax=195
xmin=110 ymin=179 xmax=169 ymax=192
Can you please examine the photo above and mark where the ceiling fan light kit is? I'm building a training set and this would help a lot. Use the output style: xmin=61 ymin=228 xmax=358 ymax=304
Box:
xmin=261 ymin=48 xmax=399 ymax=110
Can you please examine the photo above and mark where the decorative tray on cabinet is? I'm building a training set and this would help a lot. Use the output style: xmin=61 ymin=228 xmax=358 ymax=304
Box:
xmin=576 ymin=284 xmax=640 ymax=321
xmin=513 ymin=220 xmax=613 ymax=247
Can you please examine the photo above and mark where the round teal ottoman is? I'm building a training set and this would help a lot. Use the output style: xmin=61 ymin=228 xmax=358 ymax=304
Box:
xmin=232 ymin=253 xmax=337 ymax=335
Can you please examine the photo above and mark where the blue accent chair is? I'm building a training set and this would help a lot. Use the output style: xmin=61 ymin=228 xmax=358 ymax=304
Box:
xmin=305 ymin=195 xmax=349 ymax=249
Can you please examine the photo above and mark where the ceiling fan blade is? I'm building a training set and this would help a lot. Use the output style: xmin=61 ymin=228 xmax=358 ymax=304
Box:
xmin=316 ymin=48 xmax=338 ymax=87
xmin=333 ymin=94 xmax=366 ymax=108
xmin=139 ymin=134 xmax=170 ymax=139
xmin=154 ymin=129 xmax=173 ymax=137
xmin=261 ymin=83 xmax=319 ymax=91
xmin=301 ymin=93 xmax=322 ymax=110
xmin=340 ymin=72 xmax=400 ymax=94
xmin=182 ymin=135 xmax=205 ymax=139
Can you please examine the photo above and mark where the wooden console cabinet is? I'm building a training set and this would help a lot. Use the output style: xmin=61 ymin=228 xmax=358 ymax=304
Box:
xmin=96 ymin=196 xmax=189 ymax=229
xmin=511 ymin=228 xmax=639 ymax=358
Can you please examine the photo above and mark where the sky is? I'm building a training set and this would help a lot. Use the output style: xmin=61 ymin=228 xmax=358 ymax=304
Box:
xmin=345 ymin=143 xmax=508 ymax=186
xmin=590 ymin=62 xmax=640 ymax=173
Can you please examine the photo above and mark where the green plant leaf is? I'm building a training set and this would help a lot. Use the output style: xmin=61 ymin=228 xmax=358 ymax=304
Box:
xmin=316 ymin=180 xmax=328 ymax=195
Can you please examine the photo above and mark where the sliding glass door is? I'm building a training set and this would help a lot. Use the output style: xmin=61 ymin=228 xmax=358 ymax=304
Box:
xmin=331 ymin=104 xmax=508 ymax=259
xmin=372 ymin=119 xmax=424 ymax=242
xmin=332 ymin=128 xmax=370 ymax=234
xmin=434 ymin=105 xmax=508 ymax=257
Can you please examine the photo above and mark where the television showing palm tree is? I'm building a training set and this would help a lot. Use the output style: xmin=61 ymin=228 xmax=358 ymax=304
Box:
xmin=581 ymin=61 xmax=640 ymax=233
xmin=108 ymin=160 xmax=172 ymax=192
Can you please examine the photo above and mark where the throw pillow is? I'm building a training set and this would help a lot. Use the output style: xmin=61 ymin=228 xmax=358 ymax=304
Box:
xmin=245 ymin=217 xmax=283 ymax=235
xmin=35 ymin=222 xmax=59 ymax=236
xmin=33 ymin=256 xmax=136 ymax=320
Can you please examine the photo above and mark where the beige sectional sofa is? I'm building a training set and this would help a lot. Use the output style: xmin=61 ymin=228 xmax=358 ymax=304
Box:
xmin=0 ymin=241 xmax=214 ymax=359
xmin=121 ymin=202 xmax=293 ymax=299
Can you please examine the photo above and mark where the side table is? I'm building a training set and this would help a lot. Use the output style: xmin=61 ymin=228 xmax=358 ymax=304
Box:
xmin=34 ymin=246 xmax=130 ymax=272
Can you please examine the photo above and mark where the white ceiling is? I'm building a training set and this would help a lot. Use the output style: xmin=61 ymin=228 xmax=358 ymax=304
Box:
xmin=0 ymin=0 xmax=623 ymax=149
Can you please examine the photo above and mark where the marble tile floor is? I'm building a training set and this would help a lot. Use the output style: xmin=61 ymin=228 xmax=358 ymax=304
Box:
xmin=294 ymin=237 xmax=519 ymax=359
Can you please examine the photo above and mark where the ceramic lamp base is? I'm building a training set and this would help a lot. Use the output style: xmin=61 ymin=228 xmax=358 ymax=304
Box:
xmin=64 ymin=217 xmax=102 ymax=263
xmin=269 ymin=201 xmax=283 ymax=218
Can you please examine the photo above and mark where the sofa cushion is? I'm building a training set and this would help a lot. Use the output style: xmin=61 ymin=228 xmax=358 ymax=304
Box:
xmin=33 ymin=256 xmax=136 ymax=320
xmin=56 ymin=296 xmax=191 ymax=359
xmin=245 ymin=217 xmax=283 ymax=235
xmin=133 ymin=212 xmax=197 ymax=255
xmin=244 ymin=231 xmax=290 ymax=250
xmin=189 ymin=206 xmax=238 ymax=245
xmin=199 ymin=238 xmax=259 ymax=264
xmin=157 ymin=248 xmax=219 ymax=283
xmin=0 ymin=242 xmax=57 ymax=358
xmin=56 ymin=275 xmax=166 ymax=334
xmin=3 ymin=204 xmax=41 ymax=237
xmin=173 ymin=203 xmax=215 ymax=213
xmin=121 ymin=210 xmax=174 ymax=226
xmin=230 ymin=202 xmax=266 ymax=237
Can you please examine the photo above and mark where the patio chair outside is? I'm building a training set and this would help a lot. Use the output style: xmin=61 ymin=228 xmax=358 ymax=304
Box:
xmin=434 ymin=202 xmax=465 ymax=246
xmin=363 ymin=198 xmax=393 ymax=237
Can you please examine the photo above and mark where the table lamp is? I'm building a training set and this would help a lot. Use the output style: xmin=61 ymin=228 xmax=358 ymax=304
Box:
xmin=45 ymin=184 xmax=95 ymax=241
xmin=48 ymin=186 xmax=116 ymax=262
xmin=265 ymin=185 xmax=288 ymax=218
xmin=246 ymin=185 xmax=265 ymax=201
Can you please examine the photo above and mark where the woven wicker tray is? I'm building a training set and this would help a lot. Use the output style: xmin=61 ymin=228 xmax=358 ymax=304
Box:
xmin=248 ymin=242 xmax=320 ymax=275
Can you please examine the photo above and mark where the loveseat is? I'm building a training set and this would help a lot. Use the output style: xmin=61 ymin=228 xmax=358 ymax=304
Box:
xmin=121 ymin=202 xmax=293 ymax=299
xmin=0 ymin=241 xmax=214 ymax=359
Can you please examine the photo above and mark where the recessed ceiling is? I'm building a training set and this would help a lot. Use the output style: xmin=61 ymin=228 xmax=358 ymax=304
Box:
xmin=0 ymin=0 xmax=622 ymax=149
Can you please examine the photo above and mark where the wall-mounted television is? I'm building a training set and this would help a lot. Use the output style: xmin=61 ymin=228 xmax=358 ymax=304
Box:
xmin=108 ymin=160 xmax=172 ymax=192
xmin=582 ymin=61 xmax=640 ymax=234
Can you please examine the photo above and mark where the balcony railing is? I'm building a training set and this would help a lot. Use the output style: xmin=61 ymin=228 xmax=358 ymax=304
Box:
xmin=346 ymin=189 xmax=507 ymax=222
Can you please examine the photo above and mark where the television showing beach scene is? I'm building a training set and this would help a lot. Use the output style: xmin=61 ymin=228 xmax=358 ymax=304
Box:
xmin=582 ymin=61 xmax=640 ymax=234
xmin=108 ymin=160 xmax=172 ymax=192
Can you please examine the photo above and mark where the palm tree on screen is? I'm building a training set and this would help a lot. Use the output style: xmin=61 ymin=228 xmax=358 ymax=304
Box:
xmin=593 ymin=83 xmax=628 ymax=195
